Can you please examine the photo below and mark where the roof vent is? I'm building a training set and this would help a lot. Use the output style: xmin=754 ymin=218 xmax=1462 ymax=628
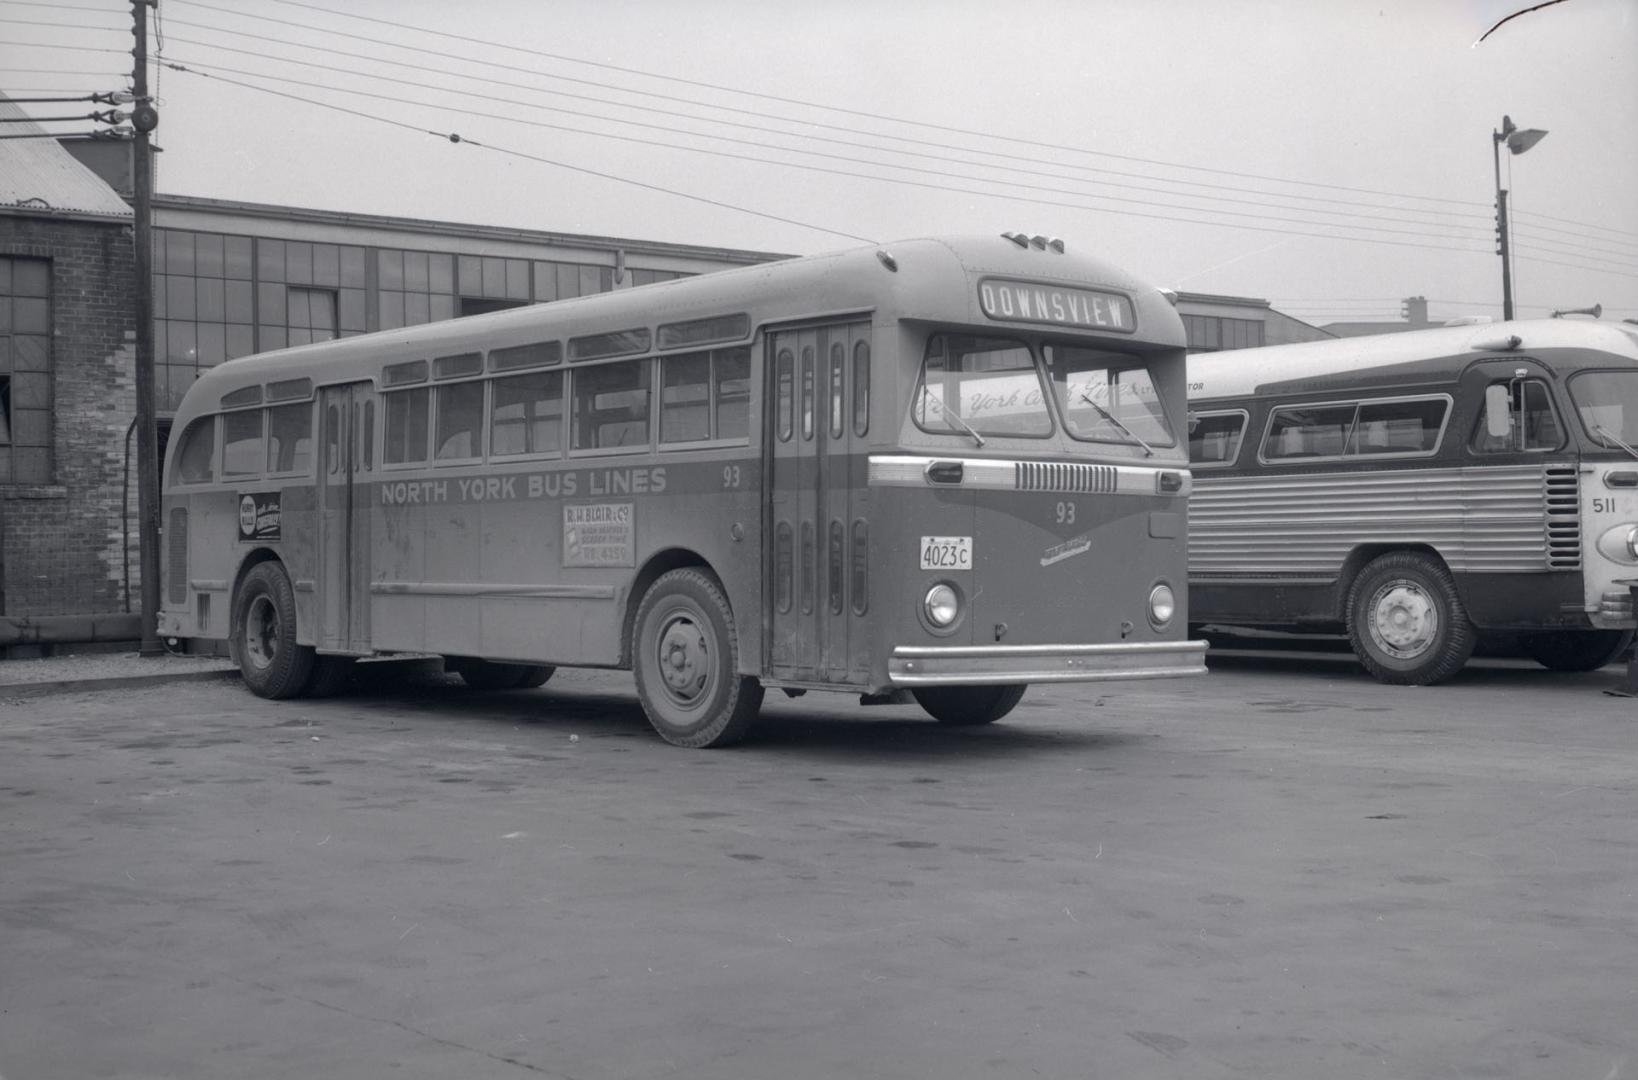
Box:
xmin=1001 ymin=231 xmax=1030 ymax=248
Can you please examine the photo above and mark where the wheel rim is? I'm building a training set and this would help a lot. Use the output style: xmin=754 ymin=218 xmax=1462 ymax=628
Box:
xmin=652 ymin=604 xmax=717 ymax=715
xmin=1367 ymin=579 xmax=1439 ymax=660
xmin=244 ymin=594 xmax=279 ymax=671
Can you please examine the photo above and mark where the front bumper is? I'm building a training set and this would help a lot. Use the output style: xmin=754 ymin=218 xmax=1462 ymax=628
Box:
xmin=888 ymin=639 xmax=1209 ymax=686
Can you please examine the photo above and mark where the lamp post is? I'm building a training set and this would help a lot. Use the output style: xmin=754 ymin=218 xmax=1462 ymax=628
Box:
xmin=1492 ymin=114 xmax=1548 ymax=321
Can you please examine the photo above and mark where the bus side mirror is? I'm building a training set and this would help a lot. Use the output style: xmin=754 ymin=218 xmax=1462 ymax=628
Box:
xmin=1484 ymin=384 xmax=1512 ymax=440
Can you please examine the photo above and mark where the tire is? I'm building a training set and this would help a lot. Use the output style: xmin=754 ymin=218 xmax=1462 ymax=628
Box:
xmin=304 ymin=655 xmax=356 ymax=698
xmin=447 ymin=657 xmax=534 ymax=691
xmin=1517 ymin=628 xmax=1635 ymax=672
xmin=1345 ymin=552 xmax=1475 ymax=685
xmin=913 ymin=684 xmax=1028 ymax=725
xmin=514 ymin=665 xmax=555 ymax=688
xmin=632 ymin=568 xmax=763 ymax=748
xmin=231 ymin=561 xmax=316 ymax=699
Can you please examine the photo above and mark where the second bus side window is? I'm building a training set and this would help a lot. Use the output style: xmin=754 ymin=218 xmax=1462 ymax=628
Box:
xmin=491 ymin=370 xmax=564 ymax=456
xmin=222 ymin=410 xmax=264 ymax=477
xmin=435 ymin=382 xmax=485 ymax=461
xmin=267 ymin=403 xmax=313 ymax=474
xmin=573 ymin=359 xmax=651 ymax=451
xmin=1188 ymin=412 xmax=1246 ymax=466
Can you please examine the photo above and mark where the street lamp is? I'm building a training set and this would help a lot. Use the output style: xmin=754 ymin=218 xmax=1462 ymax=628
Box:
xmin=1492 ymin=114 xmax=1548 ymax=321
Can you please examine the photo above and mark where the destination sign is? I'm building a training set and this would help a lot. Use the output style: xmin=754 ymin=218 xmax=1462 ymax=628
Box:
xmin=978 ymin=279 xmax=1134 ymax=332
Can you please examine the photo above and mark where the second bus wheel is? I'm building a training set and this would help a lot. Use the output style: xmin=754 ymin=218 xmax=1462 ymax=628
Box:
xmin=1517 ymin=628 xmax=1635 ymax=672
xmin=632 ymin=568 xmax=764 ymax=748
xmin=913 ymin=684 xmax=1027 ymax=725
xmin=231 ymin=561 xmax=316 ymax=699
xmin=1346 ymin=551 xmax=1475 ymax=685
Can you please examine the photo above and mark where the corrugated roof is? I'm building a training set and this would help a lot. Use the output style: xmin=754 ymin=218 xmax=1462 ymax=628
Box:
xmin=0 ymin=96 xmax=132 ymax=220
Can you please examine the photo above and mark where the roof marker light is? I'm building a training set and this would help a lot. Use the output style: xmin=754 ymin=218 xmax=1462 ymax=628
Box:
xmin=876 ymin=249 xmax=898 ymax=272
xmin=1047 ymin=237 xmax=1065 ymax=253
xmin=1002 ymin=231 xmax=1030 ymax=248
xmin=1470 ymin=334 xmax=1522 ymax=351
xmin=1029 ymin=235 xmax=1048 ymax=249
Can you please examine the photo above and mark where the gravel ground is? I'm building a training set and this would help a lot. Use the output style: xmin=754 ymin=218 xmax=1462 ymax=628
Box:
xmin=0 ymin=650 xmax=237 ymax=686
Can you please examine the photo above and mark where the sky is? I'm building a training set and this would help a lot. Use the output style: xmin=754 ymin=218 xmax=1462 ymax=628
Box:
xmin=3 ymin=0 xmax=1636 ymax=326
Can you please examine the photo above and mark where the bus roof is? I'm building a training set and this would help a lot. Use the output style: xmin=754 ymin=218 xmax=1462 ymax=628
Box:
xmin=176 ymin=234 xmax=1184 ymax=423
xmin=1188 ymin=319 xmax=1638 ymax=402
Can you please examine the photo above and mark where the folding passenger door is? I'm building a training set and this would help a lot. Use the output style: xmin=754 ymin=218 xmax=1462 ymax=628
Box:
xmin=766 ymin=322 xmax=871 ymax=683
xmin=315 ymin=382 xmax=375 ymax=652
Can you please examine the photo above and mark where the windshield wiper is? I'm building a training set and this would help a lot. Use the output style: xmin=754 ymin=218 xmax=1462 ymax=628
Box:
xmin=1593 ymin=424 xmax=1638 ymax=461
xmin=919 ymin=388 xmax=985 ymax=448
xmin=1079 ymin=391 xmax=1154 ymax=457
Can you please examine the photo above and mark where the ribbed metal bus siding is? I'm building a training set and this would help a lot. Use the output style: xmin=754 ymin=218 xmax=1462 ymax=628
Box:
xmin=1189 ymin=464 xmax=1581 ymax=576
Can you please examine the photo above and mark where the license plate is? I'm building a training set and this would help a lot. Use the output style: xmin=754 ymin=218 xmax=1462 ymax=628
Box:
xmin=920 ymin=536 xmax=972 ymax=571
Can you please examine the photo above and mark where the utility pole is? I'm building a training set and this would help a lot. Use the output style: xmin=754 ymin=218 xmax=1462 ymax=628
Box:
xmin=131 ymin=0 xmax=162 ymax=655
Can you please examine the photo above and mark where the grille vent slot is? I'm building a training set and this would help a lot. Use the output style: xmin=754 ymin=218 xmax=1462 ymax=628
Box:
xmin=167 ymin=506 xmax=189 ymax=605
xmin=1015 ymin=461 xmax=1117 ymax=494
xmin=1544 ymin=466 xmax=1581 ymax=570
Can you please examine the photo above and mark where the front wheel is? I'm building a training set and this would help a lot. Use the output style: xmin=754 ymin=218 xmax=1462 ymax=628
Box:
xmin=632 ymin=569 xmax=763 ymax=748
xmin=913 ymin=684 xmax=1027 ymax=725
xmin=1518 ymin=629 xmax=1635 ymax=672
xmin=231 ymin=561 xmax=315 ymax=699
xmin=1345 ymin=552 xmax=1474 ymax=685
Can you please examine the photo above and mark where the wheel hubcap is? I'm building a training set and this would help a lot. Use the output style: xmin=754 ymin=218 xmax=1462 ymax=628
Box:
xmin=655 ymin=611 xmax=712 ymax=708
xmin=1368 ymin=580 xmax=1438 ymax=659
xmin=245 ymin=595 xmax=279 ymax=670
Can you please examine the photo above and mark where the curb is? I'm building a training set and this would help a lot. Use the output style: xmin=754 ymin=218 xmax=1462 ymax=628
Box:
xmin=0 ymin=668 xmax=241 ymax=701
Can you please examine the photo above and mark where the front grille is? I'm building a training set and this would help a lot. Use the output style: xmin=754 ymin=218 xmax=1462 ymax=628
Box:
xmin=1016 ymin=461 xmax=1117 ymax=494
xmin=1544 ymin=466 xmax=1581 ymax=570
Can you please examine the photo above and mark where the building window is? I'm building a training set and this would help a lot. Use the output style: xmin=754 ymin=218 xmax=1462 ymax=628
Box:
xmin=377 ymin=248 xmax=455 ymax=330
xmin=0 ymin=256 xmax=52 ymax=483
xmin=1184 ymin=315 xmax=1265 ymax=353
xmin=285 ymin=287 xmax=337 ymax=347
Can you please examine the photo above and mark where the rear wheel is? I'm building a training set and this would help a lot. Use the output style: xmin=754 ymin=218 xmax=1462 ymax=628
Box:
xmin=632 ymin=568 xmax=763 ymax=748
xmin=231 ymin=561 xmax=315 ymax=699
xmin=1518 ymin=628 xmax=1635 ymax=672
xmin=913 ymin=684 xmax=1027 ymax=725
xmin=1345 ymin=552 xmax=1474 ymax=685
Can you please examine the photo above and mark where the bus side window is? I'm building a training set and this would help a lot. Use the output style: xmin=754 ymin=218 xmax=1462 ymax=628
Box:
xmin=829 ymin=341 xmax=845 ymax=439
xmin=222 ymin=409 xmax=265 ymax=478
xmin=384 ymin=388 xmax=430 ymax=464
xmin=492 ymin=370 xmax=563 ymax=457
xmin=174 ymin=416 xmax=216 ymax=484
xmin=714 ymin=347 xmax=751 ymax=441
xmin=572 ymin=359 xmax=652 ymax=451
xmin=1348 ymin=398 xmax=1447 ymax=455
xmin=659 ymin=353 xmax=711 ymax=444
xmin=1187 ymin=411 xmax=1246 ymax=466
xmin=267 ymin=403 xmax=313 ymax=475
xmin=325 ymin=404 xmax=341 ymax=475
xmin=435 ymin=381 xmax=485 ymax=461
xmin=1262 ymin=404 xmax=1357 ymax=460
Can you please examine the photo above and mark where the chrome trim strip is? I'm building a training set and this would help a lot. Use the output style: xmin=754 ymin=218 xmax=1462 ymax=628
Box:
xmin=888 ymin=639 xmax=1208 ymax=686
xmin=189 ymin=579 xmax=230 ymax=592
xmin=371 ymin=582 xmax=617 ymax=599
xmin=868 ymin=454 xmax=1191 ymax=496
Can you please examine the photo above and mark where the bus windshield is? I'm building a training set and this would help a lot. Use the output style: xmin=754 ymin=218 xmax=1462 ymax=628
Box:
xmin=914 ymin=334 xmax=1053 ymax=438
xmin=1569 ymin=371 xmax=1638 ymax=449
xmin=1045 ymin=344 xmax=1176 ymax=448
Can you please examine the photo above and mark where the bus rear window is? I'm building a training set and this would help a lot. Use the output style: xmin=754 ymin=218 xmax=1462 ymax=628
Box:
xmin=174 ymin=416 xmax=215 ymax=484
xmin=1046 ymin=345 xmax=1175 ymax=448
xmin=914 ymin=334 xmax=1050 ymax=438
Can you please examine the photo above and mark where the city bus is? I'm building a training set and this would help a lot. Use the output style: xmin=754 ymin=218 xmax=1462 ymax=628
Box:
xmin=1185 ymin=318 xmax=1638 ymax=684
xmin=159 ymin=233 xmax=1206 ymax=746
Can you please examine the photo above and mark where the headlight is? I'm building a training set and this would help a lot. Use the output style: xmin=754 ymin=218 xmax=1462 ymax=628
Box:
xmin=924 ymin=583 xmax=960 ymax=628
xmin=1148 ymin=583 xmax=1176 ymax=628
xmin=1628 ymin=527 xmax=1638 ymax=560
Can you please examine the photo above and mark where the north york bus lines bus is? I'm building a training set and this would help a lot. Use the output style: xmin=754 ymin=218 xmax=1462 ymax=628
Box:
xmin=1186 ymin=318 xmax=1638 ymax=685
xmin=160 ymin=233 xmax=1206 ymax=746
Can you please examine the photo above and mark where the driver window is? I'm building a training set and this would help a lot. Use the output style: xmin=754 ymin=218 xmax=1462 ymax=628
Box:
xmin=1473 ymin=378 xmax=1562 ymax=453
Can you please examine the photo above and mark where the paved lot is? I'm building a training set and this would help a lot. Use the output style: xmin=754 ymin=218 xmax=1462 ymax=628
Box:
xmin=2 ymin=654 xmax=1636 ymax=1080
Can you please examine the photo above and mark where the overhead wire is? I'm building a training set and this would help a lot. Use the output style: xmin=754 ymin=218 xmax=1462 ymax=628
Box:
xmin=154 ymin=26 xmax=1501 ymax=237
xmin=157 ymin=62 xmax=876 ymax=245
xmin=180 ymin=0 xmax=1493 ymax=212
xmin=161 ymin=58 xmax=1503 ymax=257
xmin=158 ymin=52 xmax=1502 ymax=247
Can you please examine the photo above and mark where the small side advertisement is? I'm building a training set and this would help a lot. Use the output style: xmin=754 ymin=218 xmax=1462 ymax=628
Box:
xmin=238 ymin=492 xmax=281 ymax=542
xmin=563 ymin=502 xmax=634 ymax=567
